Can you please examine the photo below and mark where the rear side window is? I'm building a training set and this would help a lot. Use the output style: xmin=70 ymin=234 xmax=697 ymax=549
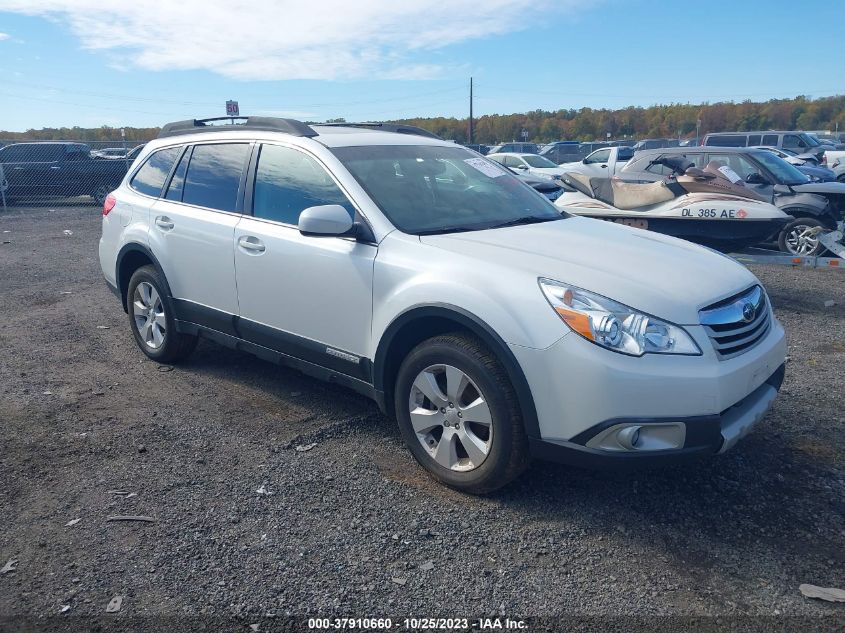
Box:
xmin=705 ymin=135 xmax=746 ymax=147
xmin=761 ymin=134 xmax=778 ymax=146
xmin=252 ymin=144 xmax=354 ymax=225
xmin=182 ymin=143 xmax=249 ymax=211
xmin=130 ymin=147 xmax=181 ymax=197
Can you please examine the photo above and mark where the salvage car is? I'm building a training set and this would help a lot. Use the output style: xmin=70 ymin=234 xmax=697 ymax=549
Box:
xmin=100 ymin=116 xmax=787 ymax=493
xmin=487 ymin=152 xmax=566 ymax=180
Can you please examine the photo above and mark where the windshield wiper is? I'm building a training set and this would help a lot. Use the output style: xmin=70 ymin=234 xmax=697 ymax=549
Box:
xmin=486 ymin=215 xmax=558 ymax=230
xmin=416 ymin=226 xmax=480 ymax=236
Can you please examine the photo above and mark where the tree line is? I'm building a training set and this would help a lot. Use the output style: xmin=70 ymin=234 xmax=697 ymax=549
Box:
xmin=1 ymin=95 xmax=843 ymax=144
xmin=399 ymin=95 xmax=845 ymax=143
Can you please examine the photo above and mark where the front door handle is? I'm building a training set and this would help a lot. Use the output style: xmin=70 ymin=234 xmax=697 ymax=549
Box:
xmin=155 ymin=216 xmax=174 ymax=231
xmin=50 ymin=166 xmax=61 ymax=170
xmin=238 ymin=235 xmax=266 ymax=254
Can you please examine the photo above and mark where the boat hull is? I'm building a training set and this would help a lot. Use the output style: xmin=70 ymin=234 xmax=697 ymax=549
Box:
xmin=556 ymin=192 xmax=791 ymax=252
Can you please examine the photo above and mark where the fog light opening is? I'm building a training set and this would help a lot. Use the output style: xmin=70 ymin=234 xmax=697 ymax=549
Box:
xmin=617 ymin=425 xmax=642 ymax=450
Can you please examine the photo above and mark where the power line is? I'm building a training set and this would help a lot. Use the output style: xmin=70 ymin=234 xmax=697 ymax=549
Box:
xmin=1 ymin=78 xmax=467 ymax=111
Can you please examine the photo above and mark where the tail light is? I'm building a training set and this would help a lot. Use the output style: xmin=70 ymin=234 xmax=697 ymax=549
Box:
xmin=103 ymin=193 xmax=117 ymax=216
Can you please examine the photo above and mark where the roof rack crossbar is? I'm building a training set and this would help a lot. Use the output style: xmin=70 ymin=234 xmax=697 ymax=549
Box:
xmin=157 ymin=116 xmax=317 ymax=139
xmin=317 ymin=122 xmax=441 ymax=140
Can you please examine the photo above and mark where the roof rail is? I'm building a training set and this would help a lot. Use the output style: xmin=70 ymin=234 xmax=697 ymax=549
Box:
xmin=157 ymin=116 xmax=317 ymax=139
xmin=317 ymin=122 xmax=442 ymax=140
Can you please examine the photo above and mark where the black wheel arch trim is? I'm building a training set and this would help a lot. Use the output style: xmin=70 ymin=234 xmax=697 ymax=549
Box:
xmin=779 ymin=208 xmax=837 ymax=228
xmin=115 ymin=242 xmax=173 ymax=312
xmin=373 ymin=304 xmax=541 ymax=440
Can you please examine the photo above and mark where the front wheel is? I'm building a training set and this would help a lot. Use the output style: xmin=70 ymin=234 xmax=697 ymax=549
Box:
xmin=394 ymin=333 xmax=529 ymax=494
xmin=778 ymin=217 xmax=826 ymax=256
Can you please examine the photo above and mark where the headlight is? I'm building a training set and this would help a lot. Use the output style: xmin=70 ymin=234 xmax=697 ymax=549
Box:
xmin=539 ymin=278 xmax=701 ymax=356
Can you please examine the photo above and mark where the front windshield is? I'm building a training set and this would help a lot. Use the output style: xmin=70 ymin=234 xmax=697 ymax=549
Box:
xmin=522 ymin=155 xmax=558 ymax=168
xmin=752 ymin=151 xmax=809 ymax=185
xmin=332 ymin=145 xmax=565 ymax=235
xmin=522 ymin=155 xmax=557 ymax=169
xmin=802 ymin=133 xmax=820 ymax=147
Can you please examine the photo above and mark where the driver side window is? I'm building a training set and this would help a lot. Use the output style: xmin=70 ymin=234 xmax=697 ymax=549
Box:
xmin=707 ymin=154 xmax=759 ymax=179
xmin=252 ymin=144 xmax=355 ymax=226
xmin=585 ymin=149 xmax=611 ymax=164
xmin=783 ymin=135 xmax=805 ymax=150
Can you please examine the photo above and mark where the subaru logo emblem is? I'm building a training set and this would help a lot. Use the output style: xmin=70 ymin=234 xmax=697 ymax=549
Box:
xmin=742 ymin=302 xmax=756 ymax=323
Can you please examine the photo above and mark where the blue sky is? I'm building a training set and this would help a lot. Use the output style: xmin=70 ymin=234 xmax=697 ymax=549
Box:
xmin=0 ymin=0 xmax=841 ymax=132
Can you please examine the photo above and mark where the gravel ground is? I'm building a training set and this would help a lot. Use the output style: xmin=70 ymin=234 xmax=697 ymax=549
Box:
xmin=0 ymin=205 xmax=843 ymax=630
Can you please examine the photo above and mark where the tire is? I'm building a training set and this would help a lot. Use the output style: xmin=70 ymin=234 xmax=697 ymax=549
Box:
xmin=126 ymin=265 xmax=197 ymax=363
xmin=778 ymin=216 xmax=826 ymax=256
xmin=393 ymin=333 xmax=529 ymax=494
xmin=837 ymin=174 xmax=845 ymax=184
xmin=91 ymin=184 xmax=111 ymax=206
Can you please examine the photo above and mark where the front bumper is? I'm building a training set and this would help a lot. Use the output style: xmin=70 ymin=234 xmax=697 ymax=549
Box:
xmin=511 ymin=315 xmax=787 ymax=468
xmin=528 ymin=363 xmax=784 ymax=468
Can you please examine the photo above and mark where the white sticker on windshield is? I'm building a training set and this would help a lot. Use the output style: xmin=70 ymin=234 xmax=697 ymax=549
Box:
xmin=464 ymin=157 xmax=506 ymax=178
xmin=718 ymin=165 xmax=743 ymax=183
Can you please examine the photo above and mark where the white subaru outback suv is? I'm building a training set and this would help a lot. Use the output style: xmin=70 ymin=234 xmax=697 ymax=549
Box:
xmin=100 ymin=117 xmax=787 ymax=493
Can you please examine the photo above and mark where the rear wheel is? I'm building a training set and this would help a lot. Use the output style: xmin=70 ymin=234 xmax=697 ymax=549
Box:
xmin=778 ymin=217 xmax=826 ymax=256
xmin=126 ymin=265 xmax=197 ymax=363
xmin=393 ymin=333 xmax=529 ymax=494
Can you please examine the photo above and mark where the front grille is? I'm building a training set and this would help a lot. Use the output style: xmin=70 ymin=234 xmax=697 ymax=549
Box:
xmin=699 ymin=286 xmax=771 ymax=359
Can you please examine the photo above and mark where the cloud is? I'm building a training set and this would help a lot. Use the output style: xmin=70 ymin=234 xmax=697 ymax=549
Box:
xmin=0 ymin=32 xmax=10 ymax=40
xmin=0 ymin=0 xmax=596 ymax=80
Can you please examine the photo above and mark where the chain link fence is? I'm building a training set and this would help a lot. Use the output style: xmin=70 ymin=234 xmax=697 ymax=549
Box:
xmin=0 ymin=139 xmax=152 ymax=210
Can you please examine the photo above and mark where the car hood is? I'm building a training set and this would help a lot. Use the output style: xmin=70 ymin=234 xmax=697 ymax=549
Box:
xmin=420 ymin=217 xmax=758 ymax=325
xmin=791 ymin=180 xmax=845 ymax=195
xmin=528 ymin=167 xmax=566 ymax=176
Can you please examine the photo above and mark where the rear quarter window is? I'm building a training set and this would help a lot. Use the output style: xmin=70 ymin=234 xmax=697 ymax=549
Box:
xmin=130 ymin=147 xmax=182 ymax=197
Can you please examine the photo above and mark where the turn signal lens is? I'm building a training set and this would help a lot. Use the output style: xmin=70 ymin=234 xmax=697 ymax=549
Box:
xmin=539 ymin=278 xmax=701 ymax=356
xmin=103 ymin=193 xmax=117 ymax=216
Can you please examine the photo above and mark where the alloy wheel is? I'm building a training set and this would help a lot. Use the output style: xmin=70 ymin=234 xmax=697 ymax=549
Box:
xmin=784 ymin=224 xmax=821 ymax=255
xmin=408 ymin=364 xmax=493 ymax=472
xmin=132 ymin=281 xmax=166 ymax=349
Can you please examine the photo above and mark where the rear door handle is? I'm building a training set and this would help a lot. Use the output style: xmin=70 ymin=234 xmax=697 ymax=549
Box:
xmin=155 ymin=216 xmax=174 ymax=231
xmin=50 ymin=166 xmax=61 ymax=170
xmin=238 ymin=235 xmax=265 ymax=254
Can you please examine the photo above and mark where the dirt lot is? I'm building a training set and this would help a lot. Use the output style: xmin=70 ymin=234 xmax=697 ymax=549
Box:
xmin=0 ymin=205 xmax=843 ymax=630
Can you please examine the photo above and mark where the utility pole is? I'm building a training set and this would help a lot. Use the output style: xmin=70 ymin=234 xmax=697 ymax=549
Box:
xmin=468 ymin=77 xmax=474 ymax=145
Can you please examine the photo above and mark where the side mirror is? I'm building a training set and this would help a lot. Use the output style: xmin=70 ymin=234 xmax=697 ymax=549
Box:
xmin=772 ymin=184 xmax=792 ymax=195
xmin=298 ymin=204 xmax=355 ymax=237
xmin=745 ymin=172 xmax=767 ymax=185
xmin=515 ymin=164 xmax=528 ymax=170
